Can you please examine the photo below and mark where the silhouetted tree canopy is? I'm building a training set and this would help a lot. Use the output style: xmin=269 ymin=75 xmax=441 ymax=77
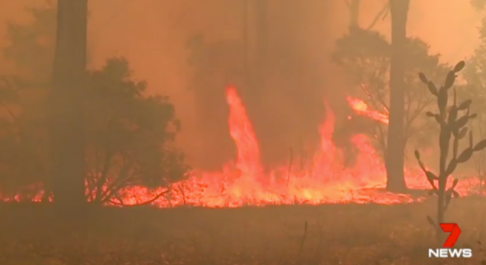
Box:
xmin=461 ymin=17 xmax=486 ymax=117
xmin=0 ymin=3 xmax=187 ymax=203
xmin=3 ymin=4 xmax=55 ymax=81
xmin=333 ymin=27 xmax=449 ymax=156
xmin=85 ymin=58 xmax=187 ymax=203
xmin=471 ymin=0 xmax=486 ymax=11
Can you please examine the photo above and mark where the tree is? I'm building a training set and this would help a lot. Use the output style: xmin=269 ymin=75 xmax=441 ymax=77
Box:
xmin=0 ymin=76 xmax=44 ymax=200
xmin=84 ymin=58 xmax=187 ymax=205
xmin=386 ymin=0 xmax=410 ymax=192
xmin=242 ymin=0 xmax=249 ymax=89
xmin=471 ymin=115 xmax=486 ymax=192
xmin=343 ymin=0 xmax=390 ymax=30
xmin=186 ymin=36 xmax=244 ymax=169
xmin=333 ymin=28 xmax=448 ymax=166
xmin=471 ymin=0 xmax=486 ymax=10
xmin=1 ymin=2 xmax=188 ymax=206
xmin=1 ymin=2 xmax=83 ymax=204
xmin=462 ymin=18 xmax=486 ymax=114
xmin=462 ymin=17 xmax=486 ymax=193
xmin=345 ymin=0 xmax=361 ymax=28
xmin=252 ymin=0 xmax=268 ymax=98
xmin=186 ymin=36 xmax=245 ymax=92
xmin=48 ymin=0 xmax=88 ymax=210
xmin=3 ymin=3 xmax=56 ymax=82
xmin=0 ymin=4 xmax=57 ymax=201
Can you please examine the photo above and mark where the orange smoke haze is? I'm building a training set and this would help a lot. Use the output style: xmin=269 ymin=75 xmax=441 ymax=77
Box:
xmin=0 ymin=0 xmax=482 ymax=173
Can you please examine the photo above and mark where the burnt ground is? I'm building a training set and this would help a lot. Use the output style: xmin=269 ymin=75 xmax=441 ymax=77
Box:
xmin=0 ymin=198 xmax=485 ymax=265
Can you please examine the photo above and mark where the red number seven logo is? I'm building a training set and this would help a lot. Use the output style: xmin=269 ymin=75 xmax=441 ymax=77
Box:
xmin=440 ymin=223 xmax=461 ymax=248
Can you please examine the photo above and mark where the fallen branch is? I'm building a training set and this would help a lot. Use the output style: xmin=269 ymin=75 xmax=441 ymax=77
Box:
xmin=108 ymin=188 xmax=170 ymax=207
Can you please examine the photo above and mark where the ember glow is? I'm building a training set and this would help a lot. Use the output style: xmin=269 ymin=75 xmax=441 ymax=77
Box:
xmin=346 ymin=97 xmax=389 ymax=124
xmin=113 ymin=87 xmax=478 ymax=207
xmin=1 ymin=87 xmax=480 ymax=207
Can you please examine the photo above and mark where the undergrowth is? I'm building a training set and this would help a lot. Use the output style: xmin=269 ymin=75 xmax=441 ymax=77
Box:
xmin=0 ymin=200 xmax=485 ymax=265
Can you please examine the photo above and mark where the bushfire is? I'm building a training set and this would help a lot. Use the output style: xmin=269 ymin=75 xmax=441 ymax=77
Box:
xmin=1 ymin=87 xmax=481 ymax=207
xmin=346 ymin=97 xmax=389 ymax=125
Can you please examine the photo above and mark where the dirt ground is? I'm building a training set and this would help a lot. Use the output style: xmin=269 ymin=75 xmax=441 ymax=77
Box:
xmin=0 ymin=197 xmax=485 ymax=265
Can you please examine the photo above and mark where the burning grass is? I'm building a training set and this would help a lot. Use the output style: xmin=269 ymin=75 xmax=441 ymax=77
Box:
xmin=0 ymin=198 xmax=485 ymax=265
xmin=2 ymin=86 xmax=483 ymax=207
xmin=2 ymin=74 xmax=485 ymax=263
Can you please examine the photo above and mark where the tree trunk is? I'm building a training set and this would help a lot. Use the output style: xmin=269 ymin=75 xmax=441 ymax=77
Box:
xmin=242 ymin=0 xmax=249 ymax=88
xmin=349 ymin=0 xmax=360 ymax=28
xmin=385 ymin=0 xmax=409 ymax=192
xmin=49 ymin=0 xmax=88 ymax=211
xmin=254 ymin=0 xmax=267 ymax=91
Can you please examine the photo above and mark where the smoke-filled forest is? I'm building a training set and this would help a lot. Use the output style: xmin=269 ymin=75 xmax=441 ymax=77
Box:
xmin=3 ymin=0 xmax=486 ymax=264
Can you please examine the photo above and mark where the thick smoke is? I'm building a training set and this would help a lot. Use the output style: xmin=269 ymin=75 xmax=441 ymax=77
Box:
xmin=0 ymin=0 xmax=481 ymax=170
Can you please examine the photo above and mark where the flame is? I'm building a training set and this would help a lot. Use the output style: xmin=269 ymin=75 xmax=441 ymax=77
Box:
xmin=1 ymin=86 xmax=481 ymax=207
xmin=226 ymin=87 xmax=261 ymax=178
xmin=346 ymin=97 xmax=389 ymax=124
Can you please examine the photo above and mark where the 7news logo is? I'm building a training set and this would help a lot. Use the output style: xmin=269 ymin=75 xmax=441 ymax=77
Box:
xmin=428 ymin=223 xmax=472 ymax=258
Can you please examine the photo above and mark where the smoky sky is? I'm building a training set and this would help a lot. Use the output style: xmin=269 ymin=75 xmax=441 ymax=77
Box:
xmin=0 ymin=0 xmax=481 ymax=170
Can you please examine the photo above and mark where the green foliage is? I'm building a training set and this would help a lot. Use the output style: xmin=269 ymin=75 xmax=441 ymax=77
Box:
xmin=415 ymin=61 xmax=486 ymax=232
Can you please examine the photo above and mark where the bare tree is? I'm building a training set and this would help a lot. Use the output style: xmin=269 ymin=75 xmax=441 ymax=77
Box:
xmin=333 ymin=29 xmax=446 ymax=167
xmin=359 ymin=79 xmax=434 ymax=156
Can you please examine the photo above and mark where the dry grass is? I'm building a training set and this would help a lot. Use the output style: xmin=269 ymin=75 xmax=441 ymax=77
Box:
xmin=0 ymin=197 xmax=485 ymax=265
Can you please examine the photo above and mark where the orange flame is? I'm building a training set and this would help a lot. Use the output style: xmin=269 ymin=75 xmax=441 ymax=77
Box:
xmin=226 ymin=87 xmax=261 ymax=178
xmin=1 ymin=86 xmax=481 ymax=207
xmin=346 ymin=97 xmax=389 ymax=124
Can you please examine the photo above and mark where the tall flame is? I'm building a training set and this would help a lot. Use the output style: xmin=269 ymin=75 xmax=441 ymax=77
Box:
xmin=1 ymin=86 xmax=480 ymax=206
xmin=226 ymin=87 xmax=261 ymax=178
